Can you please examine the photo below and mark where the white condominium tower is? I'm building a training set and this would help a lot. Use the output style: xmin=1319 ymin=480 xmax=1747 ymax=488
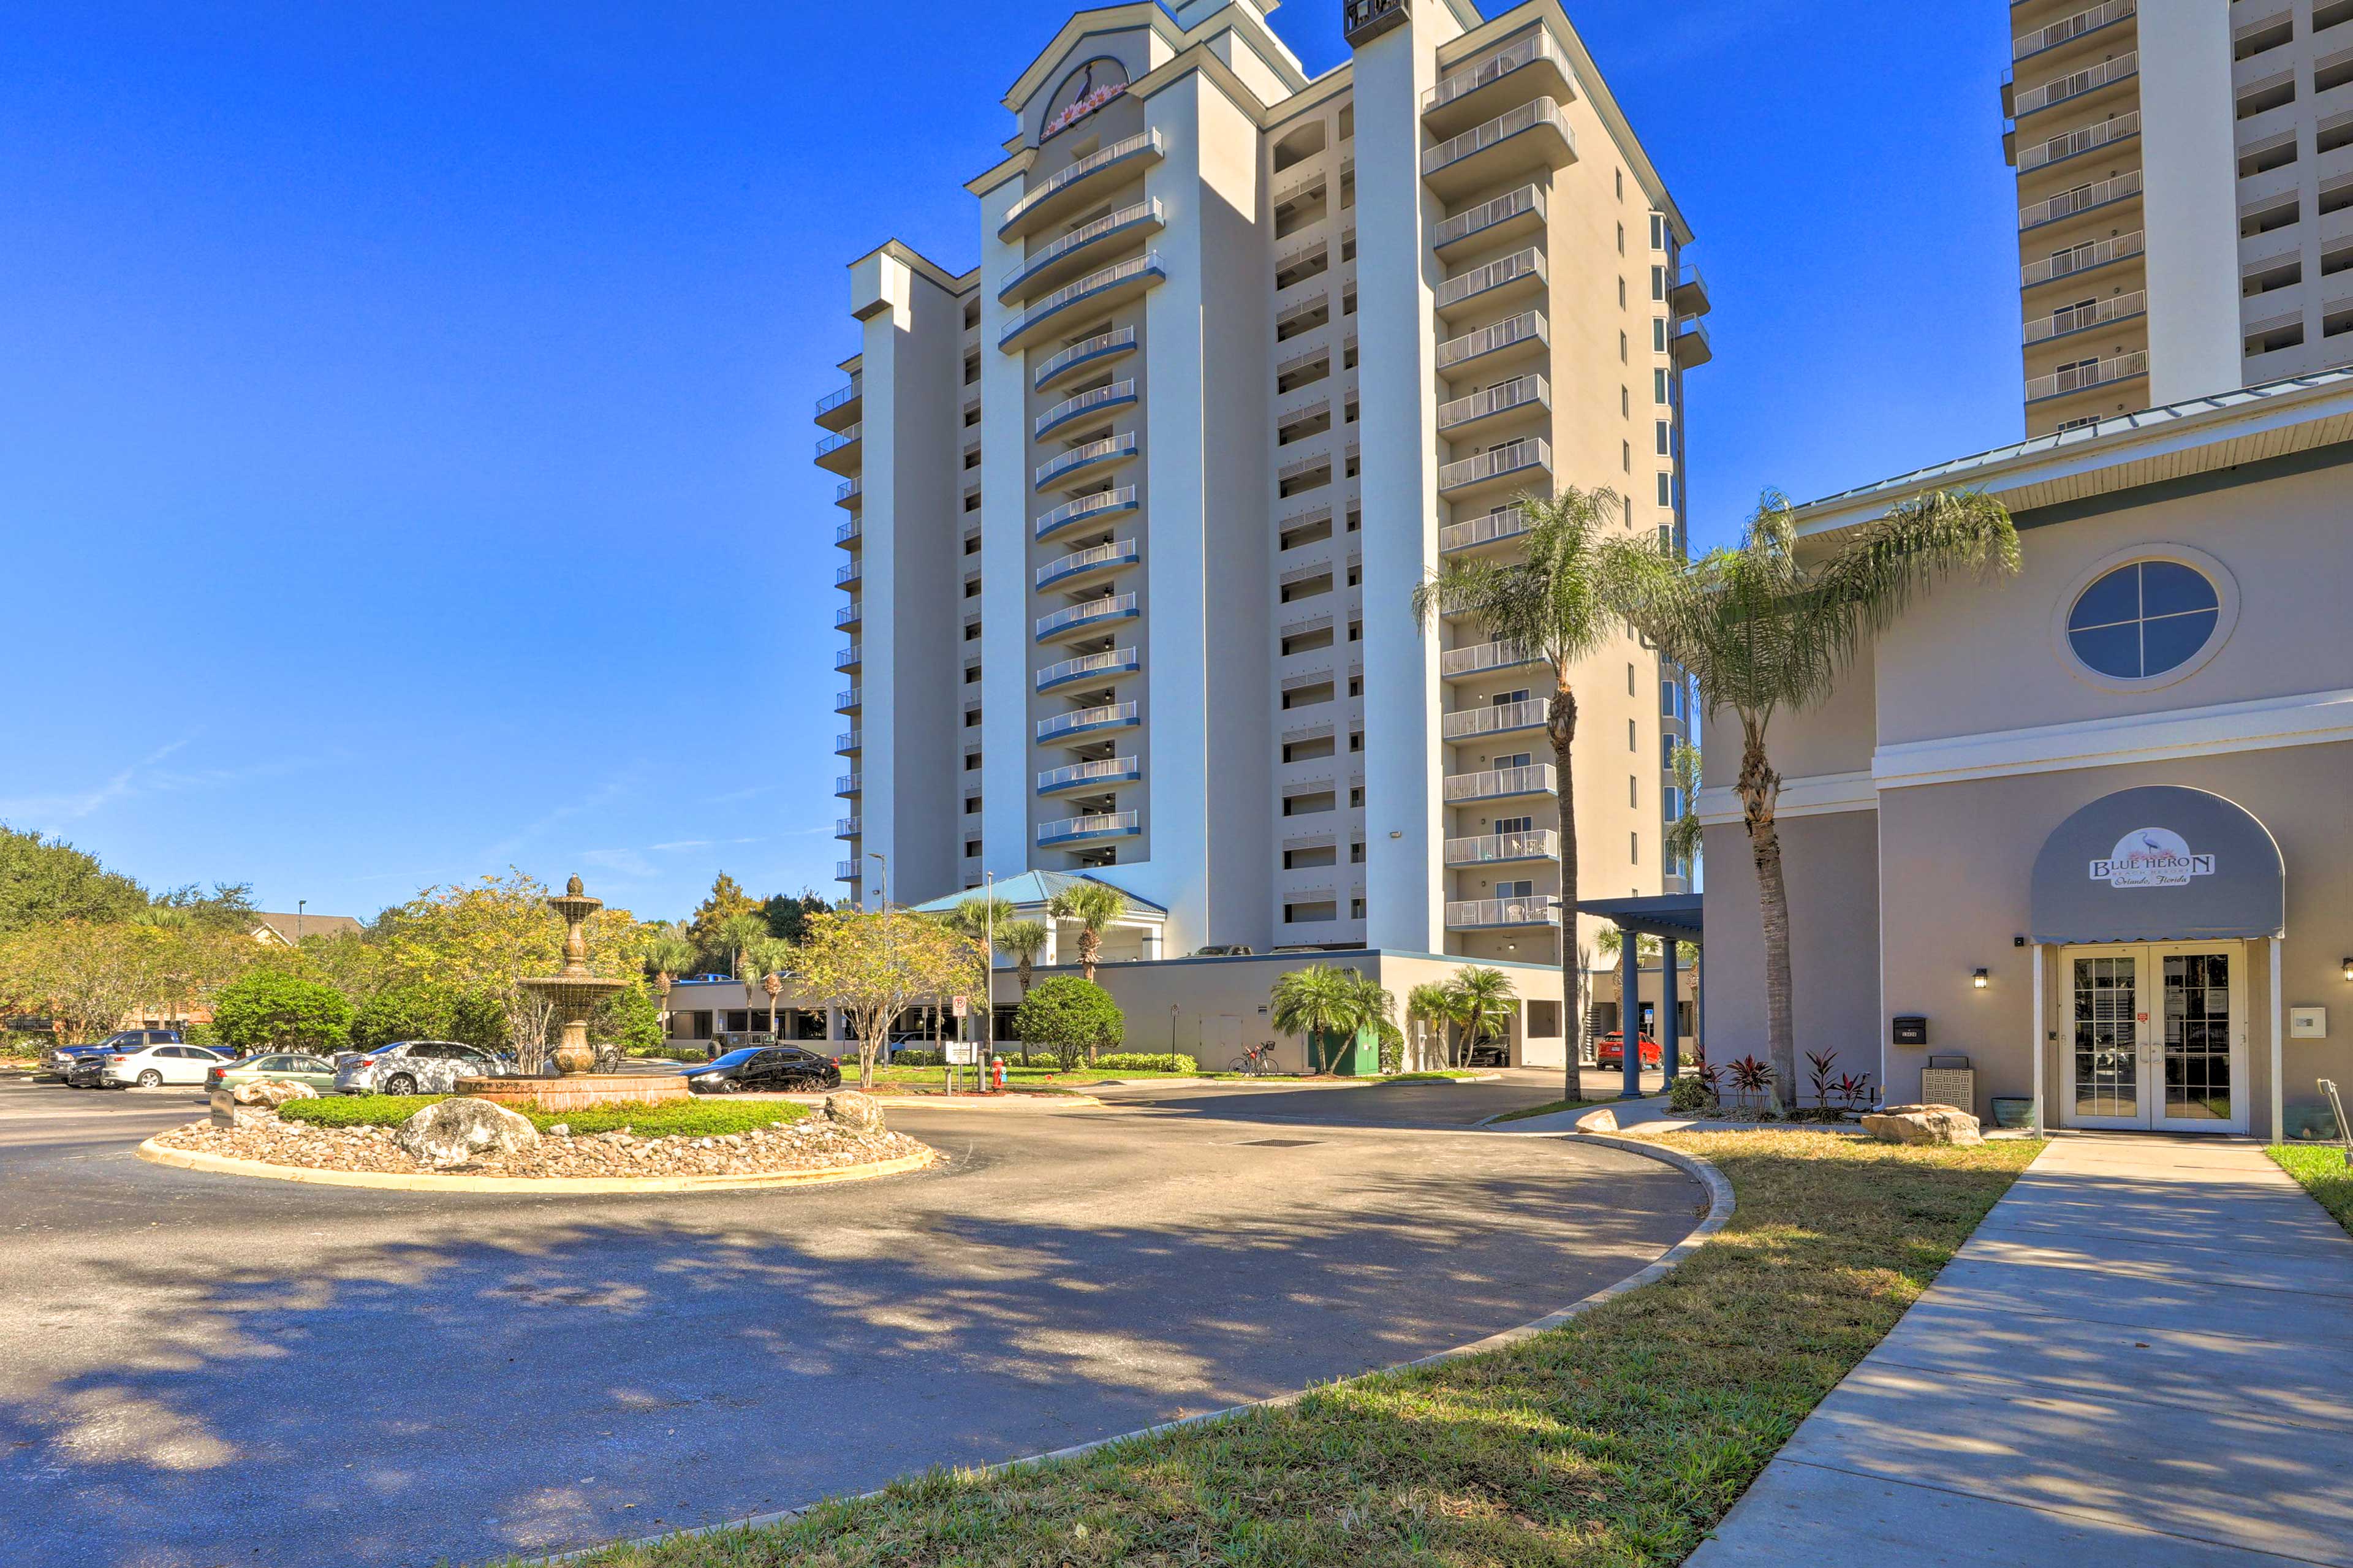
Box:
xmin=814 ymin=0 xmax=1709 ymax=968
xmin=2006 ymin=0 xmax=2353 ymax=436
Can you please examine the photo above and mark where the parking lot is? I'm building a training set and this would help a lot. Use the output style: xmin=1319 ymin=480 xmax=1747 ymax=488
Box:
xmin=0 ymin=1069 xmax=1700 ymax=1567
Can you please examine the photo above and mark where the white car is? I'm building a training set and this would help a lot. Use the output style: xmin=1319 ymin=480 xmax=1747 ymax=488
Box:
xmin=93 ymin=1042 xmax=230 ymax=1089
xmin=333 ymin=1039 xmax=522 ymax=1096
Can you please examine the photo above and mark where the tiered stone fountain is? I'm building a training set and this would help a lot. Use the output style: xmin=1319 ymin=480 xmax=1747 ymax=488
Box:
xmin=458 ymin=874 xmax=689 ymax=1113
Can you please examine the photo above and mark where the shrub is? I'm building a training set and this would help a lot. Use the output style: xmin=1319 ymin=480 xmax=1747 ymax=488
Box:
xmin=1667 ymin=1074 xmax=1710 ymax=1114
xmin=595 ymin=985 xmax=663 ymax=1054
xmin=1012 ymin=977 xmax=1124 ymax=1072
xmin=892 ymin=1048 xmax=947 ymax=1067
xmin=211 ymin=971 xmax=354 ymax=1055
xmin=1090 ymin=1053 xmax=1196 ymax=1074
xmin=279 ymin=1094 xmax=809 ymax=1138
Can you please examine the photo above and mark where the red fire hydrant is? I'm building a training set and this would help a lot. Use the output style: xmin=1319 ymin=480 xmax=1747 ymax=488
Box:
xmin=990 ymin=1056 xmax=1007 ymax=1094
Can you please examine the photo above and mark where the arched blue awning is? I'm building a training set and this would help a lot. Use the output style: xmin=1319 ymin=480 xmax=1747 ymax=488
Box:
xmin=2028 ymin=786 xmax=2284 ymax=945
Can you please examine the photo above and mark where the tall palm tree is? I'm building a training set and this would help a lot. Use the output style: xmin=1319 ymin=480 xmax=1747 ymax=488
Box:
xmin=1047 ymin=881 xmax=1127 ymax=987
xmin=995 ymin=918 xmax=1050 ymax=1066
xmin=1412 ymin=487 xmax=1619 ymax=1107
xmin=1268 ymin=963 xmax=1360 ymax=1073
xmin=1341 ymin=970 xmax=1403 ymax=1073
xmin=643 ymin=932 xmax=695 ymax=1044
xmin=1605 ymin=487 xmax=2018 ymax=1107
xmin=1665 ymin=739 xmax=1703 ymax=885
xmin=1444 ymin=966 xmax=1518 ymax=1070
xmin=949 ymin=895 xmax=1017 ymax=1061
xmin=1406 ymin=982 xmax=1454 ymax=1073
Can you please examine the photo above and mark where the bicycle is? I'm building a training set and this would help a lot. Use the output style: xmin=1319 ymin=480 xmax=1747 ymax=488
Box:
xmin=1227 ymin=1041 xmax=1279 ymax=1076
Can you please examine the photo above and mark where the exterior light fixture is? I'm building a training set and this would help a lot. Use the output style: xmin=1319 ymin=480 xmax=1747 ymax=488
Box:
xmin=2343 ymin=957 xmax=2352 ymax=982
xmin=1972 ymin=969 xmax=1990 ymax=990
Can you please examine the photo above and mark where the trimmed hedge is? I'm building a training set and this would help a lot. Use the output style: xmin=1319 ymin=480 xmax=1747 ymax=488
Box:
xmin=279 ymin=1094 xmax=809 ymax=1139
xmin=1091 ymin=1053 xmax=1198 ymax=1074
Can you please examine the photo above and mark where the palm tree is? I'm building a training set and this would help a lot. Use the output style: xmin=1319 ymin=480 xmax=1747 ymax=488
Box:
xmin=643 ymin=931 xmax=696 ymax=1044
xmin=949 ymin=895 xmax=1016 ymax=1061
xmin=1665 ymin=739 xmax=1703 ymax=884
xmin=1047 ymin=881 xmax=1127 ymax=987
xmin=995 ymin=918 xmax=1050 ymax=1066
xmin=1406 ymin=982 xmax=1454 ymax=1073
xmin=1444 ymin=966 xmax=1518 ymax=1069
xmin=1412 ymin=487 xmax=1619 ymax=1107
xmin=1605 ymin=487 xmax=2018 ymax=1107
xmin=1268 ymin=963 xmax=1360 ymax=1073
xmin=1341 ymin=970 xmax=1403 ymax=1073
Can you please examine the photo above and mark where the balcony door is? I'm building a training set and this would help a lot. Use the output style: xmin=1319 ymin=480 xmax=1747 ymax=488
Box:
xmin=2061 ymin=944 xmax=2248 ymax=1133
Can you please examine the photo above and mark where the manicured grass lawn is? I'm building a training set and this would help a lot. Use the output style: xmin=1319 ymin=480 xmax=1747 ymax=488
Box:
xmin=498 ymin=1130 xmax=2039 ymax=1568
xmin=281 ymin=1094 xmax=808 ymax=1138
xmin=2269 ymin=1143 xmax=2353 ymax=1237
xmin=1489 ymin=1096 xmax=1613 ymax=1124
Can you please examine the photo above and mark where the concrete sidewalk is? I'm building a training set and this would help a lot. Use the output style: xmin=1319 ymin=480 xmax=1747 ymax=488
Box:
xmin=1689 ymin=1134 xmax=2353 ymax=1567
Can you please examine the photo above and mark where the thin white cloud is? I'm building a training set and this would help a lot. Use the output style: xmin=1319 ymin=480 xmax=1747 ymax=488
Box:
xmin=0 ymin=738 xmax=194 ymax=827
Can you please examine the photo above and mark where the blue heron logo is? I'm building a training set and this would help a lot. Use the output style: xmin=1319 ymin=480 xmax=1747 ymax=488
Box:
xmin=2090 ymin=827 xmax=2215 ymax=888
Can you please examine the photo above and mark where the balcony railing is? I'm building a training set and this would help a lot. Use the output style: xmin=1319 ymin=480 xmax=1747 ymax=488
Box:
xmin=1437 ymin=308 xmax=1547 ymax=370
xmin=2017 ymin=110 xmax=2139 ymax=173
xmin=814 ymin=422 xmax=862 ymax=461
xmin=1344 ymin=0 xmax=1409 ymax=47
xmin=1442 ymin=697 xmax=1547 ymax=739
xmin=836 ymin=816 xmax=860 ymax=839
xmin=835 ymin=517 xmax=861 ymax=545
xmin=1037 ymin=756 xmax=1140 ymax=793
xmin=1422 ymin=98 xmax=1574 ymax=179
xmin=1437 ymin=374 xmax=1548 ymax=430
xmin=1443 ymin=763 xmax=1556 ymax=802
xmin=1034 ymin=485 xmax=1138 ymax=540
xmin=1036 ymin=431 xmax=1139 ymax=489
xmin=1438 ymin=436 xmax=1550 ymax=493
xmin=1035 ymin=591 xmax=1139 ymax=640
xmin=1435 ymin=246 xmax=1546 ymax=311
xmin=814 ymin=376 xmax=862 ymax=420
xmin=833 ymin=600 xmax=862 ymax=627
xmin=1037 ymin=700 xmax=1140 ymax=741
xmin=1445 ymin=896 xmax=1560 ymax=930
xmin=2013 ymin=51 xmax=2136 ymax=117
xmin=835 ymin=773 xmax=863 ymax=796
xmin=1036 ymin=538 xmax=1139 ymax=588
xmin=1275 ymin=291 xmax=1330 ymax=335
xmin=1277 ymin=446 xmax=1334 ymax=483
xmin=1037 ymin=809 xmax=1141 ymax=846
xmin=2019 ymin=169 xmax=2142 ymax=229
xmin=1438 ymin=506 xmax=1533 ymax=553
xmin=835 ymin=477 xmax=862 ymax=507
xmin=1037 ymin=646 xmax=1139 ymax=691
xmin=1442 ymin=828 xmax=1560 ymax=865
xmin=835 ymin=729 xmax=861 ymax=752
xmin=835 ymin=687 xmax=861 ymax=711
xmin=1034 ymin=326 xmax=1138 ymax=391
xmin=835 ymin=860 xmax=860 ymax=881
xmin=833 ymin=644 xmax=862 ymax=670
xmin=1036 ymin=379 xmax=1138 ymax=439
xmin=2021 ymin=230 xmax=2143 ymax=287
xmin=834 ymin=559 xmax=861 ymax=587
xmin=1001 ymin=201 xmax=1162 ymax=300
xmin=2025 ymin=289 xmax=2146 ymax=344
xmin=1431 ymin=184 xmax=1546 ymax=251
xmin=1425 ymin=29 xmax=1570 ymax=116
xmin=999 ymin=253 xmax=1165 ymax=349
xmin=1001 ymin=131 xmax=1161 ymax=236
xmin=2015 ymin=1 xmax=2135 ymax=62
xmin=2025 ymin=349 xmax=2148 ymax=403
xmin=1439 ymin=638 xmax=1537 ymax=677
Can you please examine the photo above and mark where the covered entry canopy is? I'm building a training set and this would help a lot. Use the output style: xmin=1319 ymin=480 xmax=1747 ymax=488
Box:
xmin=2029 ymin=786 xmax=2284 ymax=945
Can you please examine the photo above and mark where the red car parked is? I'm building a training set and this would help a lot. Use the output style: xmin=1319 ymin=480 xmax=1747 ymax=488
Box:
xmin=1594 ymin=1031 xmax=1662 ymax=1069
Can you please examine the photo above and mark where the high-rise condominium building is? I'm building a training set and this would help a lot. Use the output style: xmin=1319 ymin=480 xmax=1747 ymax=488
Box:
xmin=2005 ymin=0 xmax=2353 ymax=436
xmin=814 ymin=0 xmax=1708 ymax=974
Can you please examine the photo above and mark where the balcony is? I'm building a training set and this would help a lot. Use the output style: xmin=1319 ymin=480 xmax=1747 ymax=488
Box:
xmin=835 ymin=860 xmax=860 ymax=882
xmin=833 ymin=558 xmax=862 ymax=588
xmin=835 ymin=729 xmax=861 ymax=755
xmin=814 ymin=374 xmax=862 ymax=432
xmin=1344 ymin=0 xmax=1409 ymax=47
xmin=2017 ymin=110 xmax=2139 ymax=173
xmin=2024 ymin=289 xmax=2146 ymax=345
xmin=1436 ymin=308 xmax=1547 ymax=373
xmin=1438 ymin=506 xmax=1534 ymax=555
xmin=1434 ymin=246 xmax=1547 ymax=318
xmin=1437 ymin=374 xmax=1548 ymax=434
xmin=835 ymin=816 xmax=861 ymax=839
xmin=1036 ymin=537 xmax=1139 ymax=589
xmin=1275 ymin=290 xmax=1330 ymax=340
xmin=835 ymin=686 xmax=861 ymax=713
xmin=833 ymin=644 xmax=862 ymax=671
xmin=1036 ymin=431 xmax=1139 ymax=492
xmin=835 ymin=772 xmax=863 ymax=798
xmin=1438 ymin=436 xmax=1552 ymax=498
xmin=2015 ymin=1 xmax=2136 ymax=64
xmin=833 ymin=599 xmax=863 ymax=630
xmin=1439 ymin=638 xmax=1537 ymax=678
xmin=1000 ymin=200 xmax=1165 ymax=304
xmin=999 ymin=131 xmax=1164 ymax=240
xmin=2026 ymin=350 xmax=2148 ymax=403
xmin=1443 ymin=828 xmax=1559 ymax=866
xmin=1035 ymin=591 xmax=1139 ymax=643
xmin=1037 ymin=809 xmax=1141 ymax=847
xmin=1037 ymin=645 xmax=1139 ymax=692
xmin=1036 ymin=700 xmax=1140 ymax=743
xmin=2013 ymin=51 xmax=2137 ymax=119
xmin=999 ymin=252 xmax=1166 ymax=351
xmin=1037 ymin=756 xmax=1141 ymax=795
xmin=1276 ymin=446 xmax=1333 ymax=487
xmin=1442 ymin=697 xmax=1547 ymax=740
xmin=1446 ymin=896 xmax=1560 ymax=930
xmin=1036 ymin=379 xmax=1139 ymax=440
xmin=1424 ymin=29 xmax=1574 ymax=137
xmin=834 ymin=517 xmax=862 ymax=547
xmin=1431 ymin=183 xmax=1547 ymax=257
xmin=1035 ymin=326 xmax=1139 ymax=392
xmin=833 ymin=477 xmax=862 ymax=510
xmin=2020 ymin=169 xmax=2143 ymax=230
xmin=1422 ymin=98 xmax=1575 ymax=199
xmin=814 ymin=422 xmax=862 ymax=474
xmin=1672 ymin=262 xmax=1710 ymax=319
xmin=1673 ymin=318 xmax=1713 ymax=369
xmin=1443 ymin=762 xmax=1556 ymax=803
xmin=2021 ymin=230 xmax=2143 ymax=287
xmin=1034 ymin=484 xmax=1139 ymax=542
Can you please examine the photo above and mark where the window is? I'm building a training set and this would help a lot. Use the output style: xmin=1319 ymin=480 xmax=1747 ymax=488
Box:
xmin=1350 ymin=897 xmax=1366 ymax=918
xmin=1653 ymin=317 xmax=1667 ymax=354
xmin=1615 ymin=168 xmax=1624 ymax=200
xmin=1496 ymin=879 xmax=1534 ymax=899
xmin=1627 ymin=719 xmax=1637 ymax=751
xmin=1351 ymin=839 xmax=1366 ymax=863
xmin=1618 ymin=276 xmax=1627 ymax=309
xmin=1622 ymin=439 xmax=1631 ymax=472
xmin=1656 ymin=472 xmax=1673 ymax=506
xmin=1286 ymin=901 xmax=1338 ymax=923
xmin=1349 ymin=786 xmax=1364 ymax=806
xmin=1654 ymin=368 xmax=1670 ymax=404
xmin=1619 ymin=329 xmax=1628 ymax=363
xmin=1651 ymin=265 xmax=1667 ymax=301
xmin=1664 ymin=786 xmax=1684 ymax=820
xmin=1621 ymin=385 xmax=1631 ymax=418
xmin=1656 ymin=419 xmax=1671 ymax=456
xmin=1649 ymin=213 xmax=1665 ymax=250
xmin=1628 ymin=775 xmax=1638 ymax=806
xmin=2067 ymin=560 xmax=2222 ymax=680
xmin=1630 ymin=831 xmax=1640 ymax=864
xmin=1497 ymin=815 xmax=1533 ymax=833
xmin=1616 ymin=221 xmax=1625 ymax=255
xmin=1626 ymin=661 xmax=1636 ymax=694
xmin=1661 ymin=733 xmax=1678 ymax=769
xmin=1661 ymin=679 xmax=1686 ymax=719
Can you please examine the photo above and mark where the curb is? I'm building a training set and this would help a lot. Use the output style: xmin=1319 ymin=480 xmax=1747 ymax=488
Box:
xmin=536 ymin=1132 xmax=1733 ymax=1563
xmin=1474 ymin=1091 xmax=1669 ymax=1130
xmin=134 ymin=1137 xmax=941 ymax=1194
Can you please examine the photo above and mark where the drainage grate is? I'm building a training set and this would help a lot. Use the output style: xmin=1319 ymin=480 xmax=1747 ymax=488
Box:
xmin=1237 ymin=1138 xmax=1322 ymax=1148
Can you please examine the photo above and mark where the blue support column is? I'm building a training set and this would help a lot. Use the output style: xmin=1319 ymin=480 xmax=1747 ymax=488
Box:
xmin=1661 ymin=936 xmax=1680 ymax=1081
xmin=1620 ymin=926 xmax=1644 ymax=1100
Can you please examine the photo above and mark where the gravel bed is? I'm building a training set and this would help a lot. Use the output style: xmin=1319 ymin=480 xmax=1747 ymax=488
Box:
xmin=152 ymin=1113 xmax=933 ymax=1180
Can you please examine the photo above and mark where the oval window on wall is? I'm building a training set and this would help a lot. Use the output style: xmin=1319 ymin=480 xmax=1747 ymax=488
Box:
xmin=2066 ymin=561 xmax=2221 ymax=680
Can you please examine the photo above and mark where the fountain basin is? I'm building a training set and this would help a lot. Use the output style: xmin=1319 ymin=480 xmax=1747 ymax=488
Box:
xmin=457 ymin=1072 xmax=691 ymax=1113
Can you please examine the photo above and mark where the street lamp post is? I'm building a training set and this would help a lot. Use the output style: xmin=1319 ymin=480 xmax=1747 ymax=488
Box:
xmin=297 ymin=900 xmax=306 ymax=944
xmin=869 ymin=852 xmax=892 ymax=1075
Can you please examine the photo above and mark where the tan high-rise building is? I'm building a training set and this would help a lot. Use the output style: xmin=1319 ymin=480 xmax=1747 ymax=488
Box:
xmin=2006 ymin=0 xmax=2353 ymax=436
xmin=811 ymin=0 xmax=1709 ymax=1044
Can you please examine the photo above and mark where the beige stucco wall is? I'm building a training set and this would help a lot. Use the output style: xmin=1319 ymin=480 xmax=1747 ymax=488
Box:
xmin=1699 ymin=807 xmax=1882 ymax=1081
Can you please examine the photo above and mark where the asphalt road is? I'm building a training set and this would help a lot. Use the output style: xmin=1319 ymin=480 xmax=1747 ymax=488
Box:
xmin=0 ymin=1070 xmax=1700 ymax=1568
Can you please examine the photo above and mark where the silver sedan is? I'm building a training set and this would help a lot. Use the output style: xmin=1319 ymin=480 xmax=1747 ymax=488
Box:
xmin=332 ymin=1040 xmax=522 ymax=1096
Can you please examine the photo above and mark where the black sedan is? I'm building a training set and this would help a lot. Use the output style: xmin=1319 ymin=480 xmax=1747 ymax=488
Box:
xmin=682 ymin=1045 xmax=841 ymax=1094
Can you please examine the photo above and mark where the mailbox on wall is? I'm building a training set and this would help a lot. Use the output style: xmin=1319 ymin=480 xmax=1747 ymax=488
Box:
xmin=1892 ymin=1015 xmax=1929 ymax=1047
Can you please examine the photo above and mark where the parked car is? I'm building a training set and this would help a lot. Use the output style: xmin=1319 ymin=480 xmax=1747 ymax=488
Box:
xmin=71 ymin=1041 xmax=229 ymax=1089
xmin=1464 ymin=1041 xmax=1511 ymax=1069
xmin=49 ymin=1029 xmax=180 ymax=1078
xmin=333 ymin=1040 xmax=518 ymax=1096
xmin=1191 ymin=944 xmax=1254 ymax=957
xmin=684 ymin=1046 xmax=842 ymax=1094
xmin=1594 ymin=1031 xmax=1662 ymax=1070
xmin=205 ymin=1053 xmax=342 ymax=1096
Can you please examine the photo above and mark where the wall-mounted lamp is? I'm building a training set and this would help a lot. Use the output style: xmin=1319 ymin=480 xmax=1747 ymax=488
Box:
xmin=1389 ymin=829 xmax=1403 ymax=839
xmin=1971 ymin=968 xmax=1990 ymax=990
xmin=2343 ymin=956 xmax=2353 ymax=982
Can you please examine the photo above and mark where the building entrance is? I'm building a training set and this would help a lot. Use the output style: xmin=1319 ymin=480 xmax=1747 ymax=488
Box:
xmin=2060 ymin=943 xmax=2247 ymax=1133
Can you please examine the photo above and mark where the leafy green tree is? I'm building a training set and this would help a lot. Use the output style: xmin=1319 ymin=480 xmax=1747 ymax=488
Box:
xmin=1605 ymin=488 xmax=2018 ymax=1106
xmin=596 ymin=985 xmax=664 ymax=1054
xmin=0 ymin=826 xmax=147 ymax=934
xmin=1665 ymin=740 xmax=1703 ymax=883
xmin=1011 ymin=976 xmax=1124 ymax=1074
xmin=348 ymin=981 xmax=508 ymax=1050
xmin=1412 ymin=486 xmax=1621 ymax=1107
xmin=760 ymin=890 xmax=832 ymax=944
xmin=792 ymin=907 xmax=971 ymax=1090
xmin=688 ymin=874 xmax=758 ymax=964
xmin=211 ymin=971 xmax=354 ymax=1055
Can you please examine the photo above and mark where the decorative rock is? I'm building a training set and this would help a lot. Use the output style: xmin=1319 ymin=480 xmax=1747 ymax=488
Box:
xmin=233 ymin=1078 xmax=319 ymax=1108
xmin=396 ymin=1097 xmax=541 ymax=1168
xmin=1861 ymin=1103 xmax=1984 ymax=1146
xmin=1573 ymin=1107 xmax=1621 ymax=1134
xmin=825 ymin=1091 xmax=885 ymax=1132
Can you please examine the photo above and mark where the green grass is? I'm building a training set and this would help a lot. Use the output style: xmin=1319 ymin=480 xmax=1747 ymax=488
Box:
xmin=2269 ymin=1143 xmax=2353 ymax=1237
xmin=280 ymin=1094 xmax=808 ymax=1138
xmin=1373 ymin=1070 xmax=1488 ymax=1086
xmin=484 ymin=1130 xmax=2039 ymax=1568
xmin=1488 ymin=1097 xmax=1613 ymax=1124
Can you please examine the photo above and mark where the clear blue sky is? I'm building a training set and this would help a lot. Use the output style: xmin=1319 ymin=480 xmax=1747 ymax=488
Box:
xmin=0 ymin=0 xmax=2017 ymax=923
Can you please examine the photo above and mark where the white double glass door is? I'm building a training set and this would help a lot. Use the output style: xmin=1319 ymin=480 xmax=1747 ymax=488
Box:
xmin=2061 ymin=944 xmax=2247 ymax=1133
